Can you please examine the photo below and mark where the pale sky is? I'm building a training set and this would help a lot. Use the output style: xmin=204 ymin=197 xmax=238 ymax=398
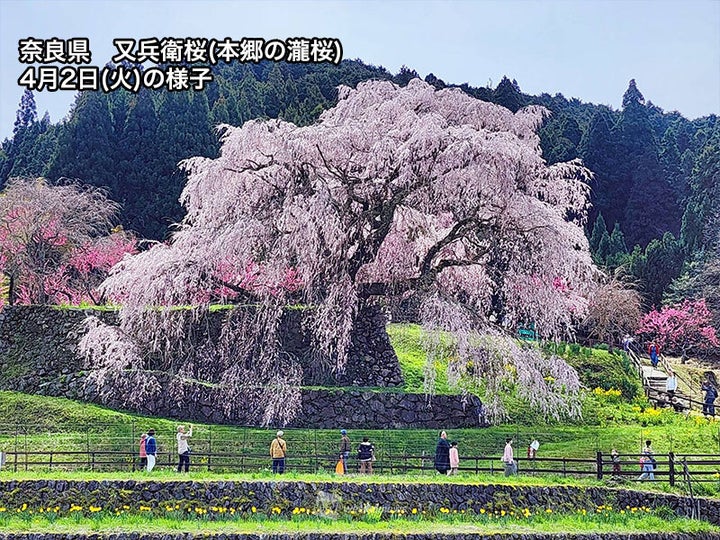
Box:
xmin=0 ymin=0 xmax=718 ymax=140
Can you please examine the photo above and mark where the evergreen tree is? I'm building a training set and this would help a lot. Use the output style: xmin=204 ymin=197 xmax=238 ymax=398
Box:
xmin=608 ymin=222 xmax=628 ymax=255
xmin=681 ymin=128 xmax=720 ymax=253
xmin=605 ymin=222 xmax=629 ymax=268
xmin=393 ymin=65 xmax=420 ymax=86
xmin=1 ymin=90 xmax=40 ymax=187
xmin=210 ymin=95 xmax=231 ymax=126
xmin=589 ymin=213 xmax=608 ymax=253
xmin=596 ymin=230 xmax=611 ymax=264
xmin=633 ymin=232 xmax=685 ymax=308
xmin=47 ymin=91 xmax=117 ymax=194
xmin=116 ymin=89 xmax=161 ymax=236
xmin=618 ymin=80 xmax=681 ymax=247
xmin=424 ymin=73 xmax=446 ymax=90
xmin=13 ymin=90 xmax=37 ymax=135
xmin=580 ymin=109 xmax=621 ymax=228
xmin=493 ymin=76 xmax=525 ymax=112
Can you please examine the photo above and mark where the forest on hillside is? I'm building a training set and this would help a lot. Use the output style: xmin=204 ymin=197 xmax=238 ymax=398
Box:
xmin=0 ymin=59 xmax=718 ymax=332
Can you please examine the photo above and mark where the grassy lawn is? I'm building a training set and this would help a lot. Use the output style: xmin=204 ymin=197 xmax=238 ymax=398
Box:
xmin=0 ymin=504 xmax=715 ymax=535
xmin=2 ymin=389 xmax=719 ymax=456
xmin=0 ymin=323 xmax=718 ymax=499
xmin=387 ymin=323 xmax=452 ymax=394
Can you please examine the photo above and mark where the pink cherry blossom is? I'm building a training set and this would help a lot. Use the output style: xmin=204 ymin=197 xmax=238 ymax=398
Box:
xmin=84 ymin=79 xmax=597 ymax=423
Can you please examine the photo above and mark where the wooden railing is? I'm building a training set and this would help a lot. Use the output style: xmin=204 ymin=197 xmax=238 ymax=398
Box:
xmin=2 ymin=449 xmax=720 ymax=488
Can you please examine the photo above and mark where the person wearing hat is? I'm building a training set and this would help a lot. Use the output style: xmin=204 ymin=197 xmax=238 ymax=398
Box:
xmin=270 ymin=430 xmax=287 ymax=474
xmin=339 ymin=429 xmax=351 ymax=474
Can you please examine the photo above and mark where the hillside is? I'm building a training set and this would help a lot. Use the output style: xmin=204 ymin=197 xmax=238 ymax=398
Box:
xmin=1 ymin=61 xmax=718 ymax=317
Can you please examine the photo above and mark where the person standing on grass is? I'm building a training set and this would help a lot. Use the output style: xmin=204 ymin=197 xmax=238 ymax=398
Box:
xmin=145 ymin=429 xmax=157 ymax=472
xmin=448 ymin=441 xmax=459 ymax=475
xmin=611 ymin=448 xmax=621 ymax=475
xmin=502 ymin=437 xmax=516 ymax=476
xmin=434 ymin=430 xmax=451 ymax=474
xmin=339 ymin=429 xmax=351 ymax=474
xmin=357 ymin=437 xmax=375 ymax=475
xmin=138 ymin=433 xmax=148 ymax=471
xmin=637 ymin=440 xmax=655 ymax=481
xmin=176 ymin=424 xmax=193 ymax=473
xmin=270 ymin=430 xmax=287 ymax=474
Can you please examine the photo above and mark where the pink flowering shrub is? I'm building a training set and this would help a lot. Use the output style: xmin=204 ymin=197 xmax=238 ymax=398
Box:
xmin=637 ymin=299 xmax=719 ymax=360
xmin=0 ymin=178 xmax=135 ymax=307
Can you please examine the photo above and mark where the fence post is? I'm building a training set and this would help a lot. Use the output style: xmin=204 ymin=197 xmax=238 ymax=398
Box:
xmin=596 ymin=451 xmax=603 ymax=480
xmin=13 ymin=426 xmax=18 ymax=473
xmin=669 ymin=452 xmax=675 ymax=487
xmin=314 ymin=430 xmax=318 ymax=474
xmin=131 ymin=421 xmax=136 ymax=470
xmin=208 ymin=426 xmax=212 ymax=472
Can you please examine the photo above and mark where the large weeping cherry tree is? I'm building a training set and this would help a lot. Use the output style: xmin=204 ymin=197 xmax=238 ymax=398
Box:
xmin=82 ymin=79 xmax=597 ymax=424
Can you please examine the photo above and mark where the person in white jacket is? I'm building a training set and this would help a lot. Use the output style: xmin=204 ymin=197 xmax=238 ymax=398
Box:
xmin=502 ymin=437 xmax=516 ymax=476
xmin=176 ymin=424 xmax=193 ymax=473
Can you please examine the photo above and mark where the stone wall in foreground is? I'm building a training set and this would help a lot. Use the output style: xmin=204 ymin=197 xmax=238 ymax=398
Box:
xmin=0 ymin=306 xmax=483 ymax=428
xmin=0 ymin=478 xmax=716 ymax=526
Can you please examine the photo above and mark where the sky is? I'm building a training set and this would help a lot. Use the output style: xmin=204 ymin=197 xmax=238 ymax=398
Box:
xmin=0 ymin=0 xmax=718 ymax=140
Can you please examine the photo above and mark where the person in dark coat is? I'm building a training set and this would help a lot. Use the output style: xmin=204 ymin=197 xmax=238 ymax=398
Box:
xmin=702 ymin=377 xmax=718 ymax=416
xmin=434 ymin=430 xmax=451 ymax=474
xmin=648 ymin=343 xmax=660 ymax=368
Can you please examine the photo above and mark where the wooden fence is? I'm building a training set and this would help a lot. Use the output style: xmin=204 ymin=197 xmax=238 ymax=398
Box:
xmin=1 ymin=449 xmax=719 ymax=488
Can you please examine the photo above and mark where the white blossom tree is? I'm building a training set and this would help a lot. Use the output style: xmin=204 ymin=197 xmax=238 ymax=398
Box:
xmin=82 ymin=79 xmax=596 ymax=424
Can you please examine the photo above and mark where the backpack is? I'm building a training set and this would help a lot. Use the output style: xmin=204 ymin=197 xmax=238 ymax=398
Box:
xmin=358 ymin=443 xmax=373 ymax=461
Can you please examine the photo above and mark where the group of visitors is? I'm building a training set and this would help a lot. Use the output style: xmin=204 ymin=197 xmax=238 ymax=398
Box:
xmin=610 ymin=441 xmax=657 ymax=481
xmin=137 ymin=425 xmax=193 ymax=473
xmin=434 ymin=432 xmax=538 ymax=477
xmin=621 ymin=335 xmax=660 ymax=369
xmin=433 ymin=431 xmax=460 ymax=475
xmin=623 ymin=335 xmax=718 ymax=418
xmin=130 ymin=426 xmax=668 ymax=484
xmin=335 ymin=430 xmax=376 ymax=474
xmin=268 ymin=429 xmax=376 ymax=475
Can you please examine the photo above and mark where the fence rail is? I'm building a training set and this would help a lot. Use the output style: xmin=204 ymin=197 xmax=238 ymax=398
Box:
xmin=2 ymin=448 xmax=720 ymax=487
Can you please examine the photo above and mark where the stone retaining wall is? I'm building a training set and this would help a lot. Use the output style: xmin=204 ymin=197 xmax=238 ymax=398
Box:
xmin=0 ymin=306 xmax=483 ymax=428
xmin=0 ymin=479 xmax=717 ymax=525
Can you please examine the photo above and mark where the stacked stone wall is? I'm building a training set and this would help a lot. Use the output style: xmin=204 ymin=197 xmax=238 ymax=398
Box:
xmin=0 ymin=306 xmax=482 ymax=428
